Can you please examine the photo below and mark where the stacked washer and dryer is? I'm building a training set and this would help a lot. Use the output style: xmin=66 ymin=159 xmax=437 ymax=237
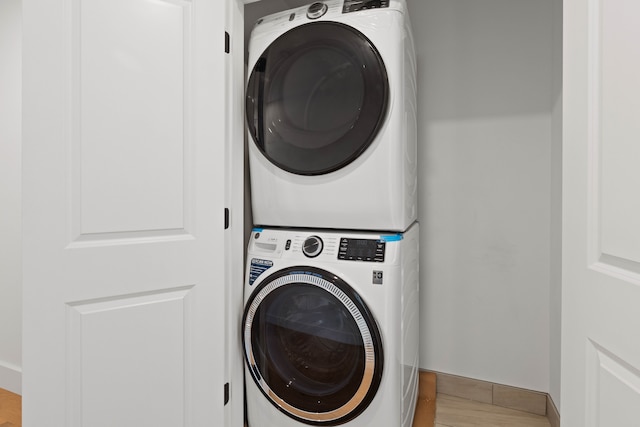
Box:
xmin=242 ymin=1 xmax=419 ymax=426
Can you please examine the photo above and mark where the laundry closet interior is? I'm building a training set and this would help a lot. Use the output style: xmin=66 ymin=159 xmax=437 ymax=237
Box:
xmin=1 ymin=0 xmax=562 ymax=424
xmin=237 ymin=0 xmax=562 ymax=419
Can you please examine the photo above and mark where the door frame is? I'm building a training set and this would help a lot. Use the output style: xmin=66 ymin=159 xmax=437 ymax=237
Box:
xmin=225 ymin=1 xmax=250 ymax=425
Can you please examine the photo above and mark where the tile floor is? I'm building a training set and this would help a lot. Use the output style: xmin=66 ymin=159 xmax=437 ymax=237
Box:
xmin=435 ymin=394 xmax=550 ymax=427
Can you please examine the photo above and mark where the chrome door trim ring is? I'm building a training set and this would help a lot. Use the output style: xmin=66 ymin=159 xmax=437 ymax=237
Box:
xmin=243 ymin=267 xmax=383 ymax=424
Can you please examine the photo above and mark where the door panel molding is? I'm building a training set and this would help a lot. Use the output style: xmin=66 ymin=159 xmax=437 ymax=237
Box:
xmin=66 ymin=228 xmax=195 ymax=249
xmin=68 ymin=0 xmax=195 ymax=241
xmin=586 ymin=339 xmax=640 ymax=427
xmin=586 ymin=0 xmax=640 ymax=284
xmin=66 ymin=286 xmax=194 ymax=426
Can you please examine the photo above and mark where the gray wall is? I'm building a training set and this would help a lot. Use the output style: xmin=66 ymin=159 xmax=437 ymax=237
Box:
xmin=411 ymin=0 xmax=556 ymax=393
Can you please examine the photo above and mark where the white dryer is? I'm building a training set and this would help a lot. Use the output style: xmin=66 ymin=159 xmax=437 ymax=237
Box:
xmin=242 ymin=223 xmax=419 ymax=427
xmin=246 ymin=0 xmax=417 ymax=232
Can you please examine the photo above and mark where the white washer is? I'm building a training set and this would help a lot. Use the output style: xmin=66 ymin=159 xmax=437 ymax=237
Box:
xmin=242 ymin=223 xmax=419 ymax=427
xmin=246 ymin=0 xmax=417 ymax=232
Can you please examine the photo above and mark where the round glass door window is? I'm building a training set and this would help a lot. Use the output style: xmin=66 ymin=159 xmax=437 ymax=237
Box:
xmin=242 ymin=266 xmax=384 ymax=425
xmin=246 ymin=22 xmax=389 ymax=175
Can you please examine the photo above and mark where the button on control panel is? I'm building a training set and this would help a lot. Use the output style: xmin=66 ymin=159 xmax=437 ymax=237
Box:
xmin=338 ymin=238 xmax=385 ymax=262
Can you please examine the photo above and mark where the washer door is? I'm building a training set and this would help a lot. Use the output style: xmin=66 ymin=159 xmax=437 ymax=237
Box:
xmin=243 ymin=266 xmax=384 ymax=425
xmin=246 ymin=22 xmax=389 ymax=176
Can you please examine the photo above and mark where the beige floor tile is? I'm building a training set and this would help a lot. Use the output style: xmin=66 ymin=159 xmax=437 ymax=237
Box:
xmin=435 ymin=394 xmax=550 ymax=427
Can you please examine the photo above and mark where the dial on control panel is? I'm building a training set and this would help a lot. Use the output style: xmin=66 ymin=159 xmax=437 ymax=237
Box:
xmin=307 ymin=2 xmax=328 ymax=19
xmin=302 ymin=235 xmax=324 ymax=258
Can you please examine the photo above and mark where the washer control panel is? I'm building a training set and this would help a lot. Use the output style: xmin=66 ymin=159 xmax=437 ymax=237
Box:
xmin=343 ymin=0 xmax=390 ymax=14
xmin=250 ymin=229 xmax=393 ymax=263
xmin=338 ymin=238 xmax=385 ymax=262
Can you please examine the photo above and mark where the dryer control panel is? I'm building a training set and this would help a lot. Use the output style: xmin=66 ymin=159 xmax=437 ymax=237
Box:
xmin=343 ymin=0 xmax=390 ymax=13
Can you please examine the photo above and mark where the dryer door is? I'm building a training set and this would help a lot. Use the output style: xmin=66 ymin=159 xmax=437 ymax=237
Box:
xmin=246 ymin=22 xmax=388 ymax=176
xmin=243 ymin=266 xmax=384 ymax=425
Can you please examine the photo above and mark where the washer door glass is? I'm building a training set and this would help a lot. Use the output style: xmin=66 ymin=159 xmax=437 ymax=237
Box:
xmin=246 ymin=22 xmax=388 ymax=176
xmin=243 ymin=266 xmax=384 ymax=425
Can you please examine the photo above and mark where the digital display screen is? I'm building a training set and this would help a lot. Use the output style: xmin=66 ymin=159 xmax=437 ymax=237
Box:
xmin=343 ymin=0 xmax=390 ymax=14
xmin=345 ymin=239 xmax=378 ymax=258
xmin=338 ymin=238 xmax=385 ymax=262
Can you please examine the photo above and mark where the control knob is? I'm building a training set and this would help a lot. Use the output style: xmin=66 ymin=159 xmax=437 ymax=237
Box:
xmin=307 ymin=2 xmax=328 ymax=19
xmin=302 ymin=235 xmax=323 ymax=258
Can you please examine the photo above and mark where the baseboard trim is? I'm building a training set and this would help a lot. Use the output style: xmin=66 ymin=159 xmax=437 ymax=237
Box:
xmin=427 ymin=370 xmax=560 ymax=424
xmin=0 ymin=360 xmax=22 ymax=395
xmin=547 ymin=394 xmax=560 ymax=427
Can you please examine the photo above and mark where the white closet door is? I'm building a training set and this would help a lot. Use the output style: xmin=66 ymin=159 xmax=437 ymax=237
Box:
xmin=562 ymin=0 xmax=640 ymax=425
xmin=22 ymin=0 xmax=230 ymax=425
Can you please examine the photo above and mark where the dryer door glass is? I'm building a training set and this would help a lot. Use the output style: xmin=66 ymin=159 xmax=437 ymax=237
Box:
xmin=246 ymin=22 xmax=388 ymax=176
xmin=243 ymin=267 xmax=383 ymax=425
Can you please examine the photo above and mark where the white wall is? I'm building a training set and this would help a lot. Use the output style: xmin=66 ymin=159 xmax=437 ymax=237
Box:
xmin=412 ymin=0 xmax=555 ymax=392
xmin=0 ymin=0 xmax=23 ymax=395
